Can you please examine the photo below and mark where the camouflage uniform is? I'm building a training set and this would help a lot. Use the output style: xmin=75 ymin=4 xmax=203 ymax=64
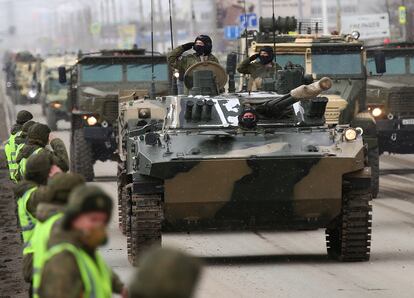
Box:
xmin=129 ymin=247 xmax=202 ymax=298
xmin=15 ymin=123 xmax=69 ymax=182
xmin=237 ymin=58 xmax=280 ymax=80
xmin=4 ymin=110 xmax=33 ymax=180
xmin=39 ymin=185 xmax=124 ymax=298
xmin=167 ymin=45 xmax=219 ymax=75
xmin=23 ymin=173 xmax=85 ymax=295
xmin=14 ymin=152 xmax=54 ymax=223
xmin=15 ymin=120 xmax=36 ymax=147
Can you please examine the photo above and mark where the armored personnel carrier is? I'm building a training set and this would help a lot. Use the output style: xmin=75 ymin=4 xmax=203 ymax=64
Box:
xmin=238 ymin=17 xmax=381 ymax=197
xmin=39 ymin=54 xmax=77 ymax=130
xmin=58 ymin=49 xmax=170 ymax=181
xmin=118 ymin=61 xmax=373 ymax=265
xmin=366 ymin=43 xmax=414 ymax=154
xmin=8 ymin=51 xmax=42 ymax=105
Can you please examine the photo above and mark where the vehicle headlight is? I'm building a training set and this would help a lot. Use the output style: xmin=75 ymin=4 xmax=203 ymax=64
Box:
xmin=371 ymin=107 xmax=382 ymax=117
xmin=86 ymin=116 xmax=97 ymax=126
xmin=344 ymin=128 xmax=357 ymax=141
xmin=28 ymin=89 xmax=38 ymax=98
xmin=51 ymin=102 xmax=62 ymax=109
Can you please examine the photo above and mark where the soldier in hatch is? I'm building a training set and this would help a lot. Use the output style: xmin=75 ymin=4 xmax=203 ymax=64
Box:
xmin=167 ymin=35 xmax=219 ymax=75
xmin=237 ymin=46 xmax=281 ymax=90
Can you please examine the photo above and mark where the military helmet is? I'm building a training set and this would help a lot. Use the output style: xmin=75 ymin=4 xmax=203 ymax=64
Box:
xmin=25 ymin=151 xmax=53 ymax=185
xmin=22 ymin=120 xmax=36 ymax=133
xmin=46 ymin=173 xmax=85 ymax=205
xmin=16 ymin=110 xmax=33 ymax=125
xmin=28 ymin=123 xmax=51 ymax=147
xmin=129 ymin=247 xmax=202 ymax=298
xmin=62 ymin=185 xmax=113 ymax=230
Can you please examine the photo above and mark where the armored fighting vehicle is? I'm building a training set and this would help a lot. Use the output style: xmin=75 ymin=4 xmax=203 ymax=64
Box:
xmin=238 ymin=17 xmax=382 ymax=198
xmin=8 ymin=51 xmax=42 ymax=104
xmin=39 ymin=54 xmax=77 ymax=130
xmin=58 ymin=49 xmax=170 ymax=181
xmin=118 ymin=61 xmax=373 ymax=265
xmin=366 ymin=43 xmax=414 ymax=154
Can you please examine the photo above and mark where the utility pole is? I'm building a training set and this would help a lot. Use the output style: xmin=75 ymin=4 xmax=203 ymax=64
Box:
xmin=157 ymin=0 xmax=166 ymax=52
xmin=336 ymin=0 xmax=341 ymax=33
xmin=322 ymin=0 xmax=329 ymax=34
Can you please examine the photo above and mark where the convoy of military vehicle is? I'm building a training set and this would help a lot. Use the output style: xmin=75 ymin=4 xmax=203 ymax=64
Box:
xmin=9 ymin=15 xmax=414 ymax=266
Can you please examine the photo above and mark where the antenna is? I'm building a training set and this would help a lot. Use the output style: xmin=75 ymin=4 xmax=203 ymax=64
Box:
xmin=242 ymin=0 xmax=249 ymax=92
xmin=272 ymin=0 xmax=277 ymax=64
xmin=169 ymin=0 xmax=178 ymax=95
xmin=168 ymin=0 xmax=174 ymax=49
xmin=150 ymin=0 xmax=156 ymax=99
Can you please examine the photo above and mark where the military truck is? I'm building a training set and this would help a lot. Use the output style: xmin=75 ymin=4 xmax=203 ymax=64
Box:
xmin=9 ymin=51 xmax=42 ymax=104
xmin=58 ymin=49 xmax=170 ymax=181
xmin=40 ymin=54 xmax=77 ymax=130
xmin=238 ymin=17 xmax=381 ymax=198
xmin=366 ymin=43 xmax=414 ymax=154
xmin=118 ymin=61 xmax=373 ymax=265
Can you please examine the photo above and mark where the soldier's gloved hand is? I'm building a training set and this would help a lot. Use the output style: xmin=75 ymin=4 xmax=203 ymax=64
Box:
xmin=249 ymin=53 xmax=260 ymax=61
xmin=182 ymin=42 xmax=195 ymax=51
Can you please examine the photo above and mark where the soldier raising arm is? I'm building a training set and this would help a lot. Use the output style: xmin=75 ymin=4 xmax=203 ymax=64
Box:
xmin=167 ymin=35 xmax=220 ymax=74
xmin=237 ymin=46 xmax=281 ymax=80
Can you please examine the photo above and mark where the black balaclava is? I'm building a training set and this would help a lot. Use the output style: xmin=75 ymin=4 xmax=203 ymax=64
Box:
xmin=193 ymin=35 xmax=212 ymax=56
xmin=259 ymin=46 xmax=274 ymax=65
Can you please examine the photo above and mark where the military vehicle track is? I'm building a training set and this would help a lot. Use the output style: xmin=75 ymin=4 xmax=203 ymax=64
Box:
xmin=118 ymin=186 xmax=128 ymax=235
xmin=127 ymin=194 xmax=163 ymax=266
xmin=326 ymin=188 xmax=372 ymax=262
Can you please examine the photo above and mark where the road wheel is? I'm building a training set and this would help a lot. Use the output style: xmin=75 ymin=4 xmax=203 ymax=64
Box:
xmin=368 ymin=147 xmax=379 ymax=198
xmin=71 ymin=129 xmax=94 ymax=181
xmin=46 ymin=109 xmax=58 ymax=131
xmin=326 ymin=188 xmax=372 ymax=262
xmin=128 ymin=194 xmax=163 ymax=266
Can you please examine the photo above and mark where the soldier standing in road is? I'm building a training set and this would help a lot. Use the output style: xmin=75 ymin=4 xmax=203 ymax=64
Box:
xmin=14 ymin=152 xmax=63 ymax=254
xmin=38 ymin=185 xmax=127 ymax=298
xmin=4 ymin=110 xmax=33 ymax=180
xmin=237 ymin=46 xmax=281 ymax=90
xmin=23 ymin=173 xmax=85 ymax=297
xmin=167 ymin=35 xmax=219 ymax=79
xmin=11 ymin=120 xmax=36 ymax=182
xmin=129 ymin=247 xmax=202 ymax=298
xmin=15 ymin=123 xmax=69 ymax=182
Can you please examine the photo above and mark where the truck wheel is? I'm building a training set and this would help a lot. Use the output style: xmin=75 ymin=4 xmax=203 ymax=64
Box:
xmin=128 ymin=194 xmax=163 ymax=266
xmin=46 ymin=109 xmax=58 ymax=131
xmin=368 ymin=148 xmax=379 ymax=199
xmin=71 ymin=129 xmax=94 ymax=181
xmin=325 ymin=188 xmax=372 ymax=262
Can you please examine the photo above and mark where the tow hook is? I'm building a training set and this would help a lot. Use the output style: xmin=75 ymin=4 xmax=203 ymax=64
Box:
xmin=391 ymin=133 xmax=397 ymax=142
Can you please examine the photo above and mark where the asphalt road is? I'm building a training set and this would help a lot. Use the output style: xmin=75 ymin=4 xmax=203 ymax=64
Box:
xmin=11 ymin=103 xmax=414 ymax=298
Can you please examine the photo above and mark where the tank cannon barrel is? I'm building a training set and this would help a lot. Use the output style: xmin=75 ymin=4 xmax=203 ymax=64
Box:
xmin=290 ymin=77 xmax=332 ymax=100
xmin=257 ymin=77 xmax=332 ymax=118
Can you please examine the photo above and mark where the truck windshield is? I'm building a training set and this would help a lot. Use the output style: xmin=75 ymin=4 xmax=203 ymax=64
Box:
xmin=81 ymin=64 xmax=123 ymax=82
xmin=276 ymin=54 xmax=305 ymax=68
xmin=48 ymin=78 xmax=66 ymax=94
xmin=367 ymin=56 xmax=406 ymax=75
xmin=127 ymin=63 xmax=168 ymax=82
xmin=312 ymin=53 xmax=362 ymax=75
